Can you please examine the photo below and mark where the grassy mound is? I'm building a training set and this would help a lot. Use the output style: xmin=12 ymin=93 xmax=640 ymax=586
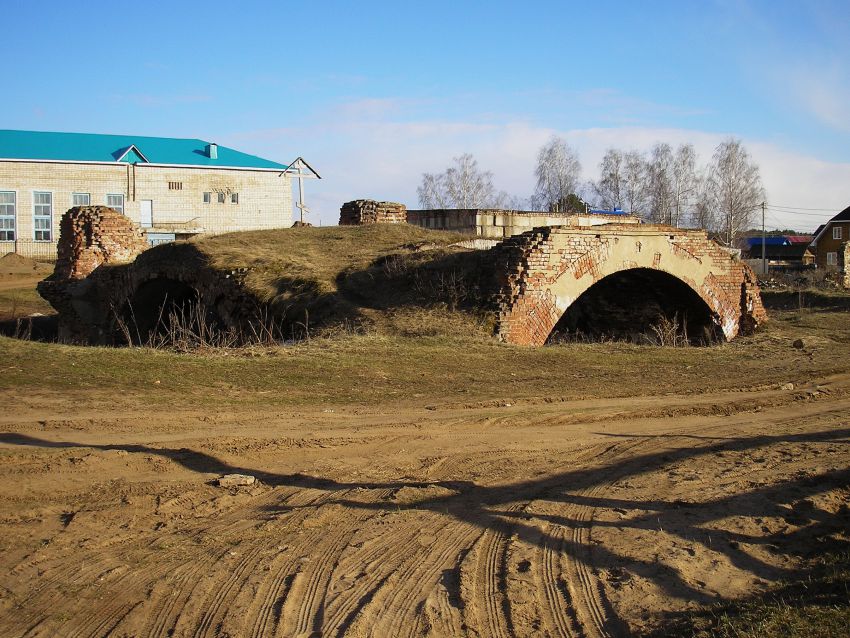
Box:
xmin=183 ymin=225 xmax=494 ymax=339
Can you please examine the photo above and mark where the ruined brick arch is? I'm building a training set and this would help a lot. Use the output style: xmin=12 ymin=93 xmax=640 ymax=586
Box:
xmin=105 ymin=252 xmax=259 ymax=344
xmin=493 ymin=224 xmax=766 ymax=346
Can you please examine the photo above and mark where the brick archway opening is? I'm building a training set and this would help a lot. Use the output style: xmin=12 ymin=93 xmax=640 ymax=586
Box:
xmin=117 ymin=278 xmax=222 ymax=345
xmin=546 ymin=268 xmax=724 ymax=345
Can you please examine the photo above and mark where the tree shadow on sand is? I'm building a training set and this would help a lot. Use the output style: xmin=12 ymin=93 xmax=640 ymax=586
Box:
xmin=1 ymin=425 xmax=849 ymax=632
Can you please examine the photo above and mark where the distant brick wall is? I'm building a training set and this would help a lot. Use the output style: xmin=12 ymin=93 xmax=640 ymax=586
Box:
xmin=492 ymin=224 xmax=766 ymax=346
xmin=407 ymin=208 xmax=641 ymax=239
xmin=339 ymin=200 xmax=407 ymax=225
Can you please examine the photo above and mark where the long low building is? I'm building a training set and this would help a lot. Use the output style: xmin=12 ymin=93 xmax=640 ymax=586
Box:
xmin=0 ymin=129 xmax=316 ymax=258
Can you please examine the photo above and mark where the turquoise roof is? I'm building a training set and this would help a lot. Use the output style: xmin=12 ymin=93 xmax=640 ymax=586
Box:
xmin=0 ymin=129 xmax=288 ymax=170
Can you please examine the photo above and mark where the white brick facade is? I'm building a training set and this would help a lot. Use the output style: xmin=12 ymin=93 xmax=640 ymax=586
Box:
xmin=0 ymin=160 xmax=293 ymax=257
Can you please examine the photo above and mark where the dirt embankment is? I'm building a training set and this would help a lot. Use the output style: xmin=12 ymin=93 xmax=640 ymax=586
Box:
xmin=0 ymin=374 xmax=847 ymax=637
xmin=0 ymin=253 xmax=52 ymax=292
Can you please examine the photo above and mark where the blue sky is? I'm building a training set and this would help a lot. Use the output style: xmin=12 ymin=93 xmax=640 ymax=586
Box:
xmin=2 ymin=0 xmax=849 ymax=231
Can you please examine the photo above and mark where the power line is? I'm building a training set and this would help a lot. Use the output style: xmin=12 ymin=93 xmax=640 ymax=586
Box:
xmin=765 ymin=207 xmax=833 ymax=218
xmin=767 ymin=203 xmax=843 ymax=212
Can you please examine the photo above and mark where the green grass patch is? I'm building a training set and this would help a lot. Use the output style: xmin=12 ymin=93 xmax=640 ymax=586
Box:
xmin=0 ymin=287 xmax=55 ymax=319
xmin=651 ymin=552 xmax=850 ymax=638
xmin=1 ymin=308 xmax=846 ymax=409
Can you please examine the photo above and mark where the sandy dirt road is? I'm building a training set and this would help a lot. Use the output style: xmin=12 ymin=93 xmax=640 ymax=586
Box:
xmin=0 ymin=375 xmax=848 ymax=637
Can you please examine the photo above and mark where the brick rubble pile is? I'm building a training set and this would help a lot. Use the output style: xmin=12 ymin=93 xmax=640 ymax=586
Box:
xmin=339 ymin=200 xmax=407 ymax=225
xmin=53 ymin=206 xmax=149 ymax=279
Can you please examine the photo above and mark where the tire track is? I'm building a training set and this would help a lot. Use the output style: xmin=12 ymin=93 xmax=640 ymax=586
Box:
xmin=247 ymin=559 xmax=298 ymax=638
xmin=545 ymin=437 xmax=662 ymax=637
xmin=279 ymin=502 xmax=366 ymax=637
xmin=372 ymin=521 xmax=463 ymax=638
xmin=320 ymin=528 xmax=419 ymax=634
xmin=537 ymin=522 xmax=580 ymax=637
xmin=376 ymin=522 xmax=481 ymax=638
xmin=472 ymin=504 xmax=525 ymax=638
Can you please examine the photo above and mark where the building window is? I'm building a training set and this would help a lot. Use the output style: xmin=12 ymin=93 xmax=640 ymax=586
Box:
xmin=72 ymin=193 xmax=90 ymax=206
xmin=203 ymin=192 xmax=211 ymax=204
xmin=106 ymin=194 xmax=124 ymax=214
xmin=827 ymin=252 xmax=838 ymax=266
xmin=833 ymin=226 xmax=843 ymax=240
xmin=231 ymin=192 xmax=239 ymax=204
xmin=33 ymin=191 xmax=52 ymax=241
xmin=217 ymin=192 xmax=226 ymax=204
xmin=168 ymin=181 xmax=183 ymax=191
xmin=0 ymin=192 xmax=15 ymax=241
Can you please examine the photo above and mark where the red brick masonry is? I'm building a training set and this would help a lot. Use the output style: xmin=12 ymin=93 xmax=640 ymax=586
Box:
xmin=492 ymin=224 xmax=767 ymax=346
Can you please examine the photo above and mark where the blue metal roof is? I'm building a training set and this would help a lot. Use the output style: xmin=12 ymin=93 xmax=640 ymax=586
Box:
xmin=0 ymin=129 xmax=288 ymax=170
xmin=589 ymin=207 xmax=629 ymax=215
xmin=745 ymin=236 xmax=791 ymax=247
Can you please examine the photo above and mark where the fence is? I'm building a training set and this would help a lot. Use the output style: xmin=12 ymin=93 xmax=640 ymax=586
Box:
xmin=0 ymin=240 xmax=58 ymax=261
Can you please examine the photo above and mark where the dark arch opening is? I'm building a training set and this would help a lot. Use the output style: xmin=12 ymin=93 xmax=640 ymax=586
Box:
xmin=117 ymin=277 xmax=223 ymax=345
xmin=546 ymin=268 xmax=723 ymax=345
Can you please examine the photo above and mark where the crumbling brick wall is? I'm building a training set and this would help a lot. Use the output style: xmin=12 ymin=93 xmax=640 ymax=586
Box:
xmin=53 ymin=206 xmax=149 ymax=279
xmin=339 ymin=200 xmax=407 ymax=225
xmin=492 ymin=224 xmax=767 ymax=346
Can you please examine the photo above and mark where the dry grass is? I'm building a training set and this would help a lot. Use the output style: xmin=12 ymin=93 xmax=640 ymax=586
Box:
xmin=192 ymin=224 xmax=470 ymax=302
xmin=650 ymin=551 xmax=850 ymax=638
xmin=113 ymin=224 xmax=489 ymax=341
xmin=2 ymin=304 xmax=849 ymax=411
xmin=0 ymin=287 xmax=54 ymax=320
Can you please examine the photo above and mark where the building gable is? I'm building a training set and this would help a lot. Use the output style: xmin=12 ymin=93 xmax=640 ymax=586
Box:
xmin=114 ymin=145 xmax=149 ymax=164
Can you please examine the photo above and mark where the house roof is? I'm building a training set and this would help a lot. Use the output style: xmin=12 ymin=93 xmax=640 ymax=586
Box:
xmin=831 ymin=204 xmax=850 ymax=222
xmin=0 ymin=129 xmax=288 ymax=170
xmin=786 ymin=235 xmax=813 ymax=244
xmin=810 ymin=205 xmax=850 ymax=246
xmin=588 ymin=208 xmax=629 ymax=215
xmin=743 ymin=244 xmax=809 ymax=260
xmin=745 ymin=236 xmax=791 ymax=247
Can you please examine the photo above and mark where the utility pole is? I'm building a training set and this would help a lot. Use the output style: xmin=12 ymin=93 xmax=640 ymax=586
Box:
xmin=761 ymin=201 xmax=766 ymax=276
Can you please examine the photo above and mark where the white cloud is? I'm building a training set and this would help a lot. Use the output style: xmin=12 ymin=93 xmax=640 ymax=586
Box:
xmin=231 ymin=108 xmax=850 ymax=232
xmin=787 ymin=63 xmax=850 ymax=134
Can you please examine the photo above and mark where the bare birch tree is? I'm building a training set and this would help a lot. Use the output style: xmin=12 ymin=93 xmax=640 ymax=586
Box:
xmin=670 ymin=144 xmax=698 ymax=228
xmin=646 ymin=143 xmax=675 ymax=224
xmin=690 ymin=174 xmax=718 ymax=233
xmin=622 ymin=150 xmax=649 ymax=216
xmin=593 ymin=148 xmax=625 ymax=210
xmin=417 ymin=154 xmax=497 ymax=209
xmin=532 ymin=136 xmax=582 ymax=212
xmin=609 ymin=143 xmax=697 ymax=226
xmin=706 ymin=138 xmax=764 ymax=246
xmin=491 ymin=191 xmax=528 ymax=210
xmin=417 ymin=173 xmax=449 ymax=208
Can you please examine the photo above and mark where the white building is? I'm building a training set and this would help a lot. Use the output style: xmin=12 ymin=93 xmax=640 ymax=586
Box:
xmin=0 ymin=130 xmax=317 ymax=257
